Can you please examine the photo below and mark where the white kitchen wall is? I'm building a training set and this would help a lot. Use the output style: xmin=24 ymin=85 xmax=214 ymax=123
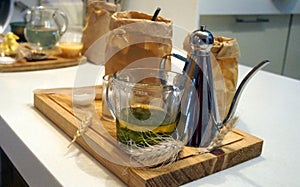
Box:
xmin=5 ymin=0 xmax=83 ymax=33
xmin=41 ymin=0 xmax=84 ymax=29
xmin=122 ymin=0 xmax=199 ymax=31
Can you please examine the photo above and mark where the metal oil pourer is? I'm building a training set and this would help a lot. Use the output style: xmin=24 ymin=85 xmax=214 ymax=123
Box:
xmin=160 ymin=25 xmax=269 ymax=147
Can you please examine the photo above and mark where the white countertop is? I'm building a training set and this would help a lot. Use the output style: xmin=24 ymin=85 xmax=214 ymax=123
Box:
xmin=1 ymin=62 xmax=300 ymax=186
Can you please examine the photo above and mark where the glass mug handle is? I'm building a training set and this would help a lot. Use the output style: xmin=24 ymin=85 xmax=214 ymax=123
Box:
xmin=105 ymin=76 xmax=116 ymax=121
xmin=53 ymin=10 xmax=69 ymax=36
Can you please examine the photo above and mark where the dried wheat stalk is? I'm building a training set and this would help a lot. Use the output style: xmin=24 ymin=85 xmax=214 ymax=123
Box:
xmin=193 ymin=117 xmax=238 ymax=155
xmin=125 ymin=136 xmax=185 ymax=168
xmin=69 ymin=109 xmax=238 ymax=168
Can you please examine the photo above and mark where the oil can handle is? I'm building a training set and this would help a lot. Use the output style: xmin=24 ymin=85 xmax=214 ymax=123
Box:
xmin=160 ymin=53 xmax=189 ymax=70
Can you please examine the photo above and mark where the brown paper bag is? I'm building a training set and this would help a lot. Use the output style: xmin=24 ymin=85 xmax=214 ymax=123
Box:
xmin=104 ymin=11 xmax=173 ymax=75
xmin=81 ymin=1 xmax=117 ymax=54
xmin=211 ymin=36 xmax=240 ymax=116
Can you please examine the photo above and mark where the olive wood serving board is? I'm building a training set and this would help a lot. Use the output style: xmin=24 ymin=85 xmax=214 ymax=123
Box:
xmin=33 ymin=87 xmax=263 ymax=187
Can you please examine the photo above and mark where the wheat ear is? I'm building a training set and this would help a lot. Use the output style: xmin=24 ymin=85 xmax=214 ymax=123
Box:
xmin=126 ymin=136 xmax=185 ymax=168
xmin=194 ymin=117 xmax=238 ymax=155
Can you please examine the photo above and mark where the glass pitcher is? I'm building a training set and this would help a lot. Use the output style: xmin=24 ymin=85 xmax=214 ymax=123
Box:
xmin=24 ymin=6 xmax=68 ymax=49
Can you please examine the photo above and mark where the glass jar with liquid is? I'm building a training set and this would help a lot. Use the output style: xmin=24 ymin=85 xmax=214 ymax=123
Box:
xmin=24 ymin=6 xmax=68 ymax=50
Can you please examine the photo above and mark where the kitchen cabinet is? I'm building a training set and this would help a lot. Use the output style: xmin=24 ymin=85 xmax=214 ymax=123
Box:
xmin=200 ymin=15 xmax=290 ymax=75
xmin=198 ymin=0 xmax=300 ymax=15
xmin=196 ymin=0 xmax=300 ymax=79
xmin=283 ymin=15 xmax=300 ymax=79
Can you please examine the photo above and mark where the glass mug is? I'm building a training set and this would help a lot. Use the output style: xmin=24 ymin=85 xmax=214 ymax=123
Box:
xmin=24 ymin=6 xmax=68 ymax=49
xmin=105 ymin=68 xmax=186 ymax=147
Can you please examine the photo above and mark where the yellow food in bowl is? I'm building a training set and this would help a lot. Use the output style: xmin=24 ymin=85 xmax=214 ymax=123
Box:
xmin=59 ymin=42 xmax=83 ymax=58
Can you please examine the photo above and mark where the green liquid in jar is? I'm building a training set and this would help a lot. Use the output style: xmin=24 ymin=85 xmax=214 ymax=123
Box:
xmin=25 ymin=27 xmax=59 ymax=49
xmin=116 ymin=104 xmax=179 ymax=147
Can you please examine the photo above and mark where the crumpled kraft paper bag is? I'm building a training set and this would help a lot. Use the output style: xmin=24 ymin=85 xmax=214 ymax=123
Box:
xmin=104 ymin=10 xmax=173 ymax=75
xmin=211 ymin=36 xmax=240 ymax=117
xmin=183 ymin=35 xmax=240 ymax=117
xmin=81 ymin=1 xmax=117 ymax=54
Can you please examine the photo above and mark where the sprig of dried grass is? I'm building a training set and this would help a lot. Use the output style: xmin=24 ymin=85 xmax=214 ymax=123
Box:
xmin=67 ymin=111 xmax=92 ymax=148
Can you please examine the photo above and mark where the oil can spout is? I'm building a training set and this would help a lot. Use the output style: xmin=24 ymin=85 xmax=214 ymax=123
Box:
xmin=222 ymin=59 xmax=270 ymax=125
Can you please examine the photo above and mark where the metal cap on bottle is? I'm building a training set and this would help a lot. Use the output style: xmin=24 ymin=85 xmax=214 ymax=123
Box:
xmin=189 ymin=25 xmax=214 ymax=52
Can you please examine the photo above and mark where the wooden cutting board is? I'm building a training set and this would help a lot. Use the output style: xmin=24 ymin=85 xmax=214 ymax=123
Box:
xmin=0 ymin=56 xmax=82 ymax=72
xmin=0 ymin=44 xmax=82 ymax=72
xmin=33 ymin=87 xmax=263 ymax=187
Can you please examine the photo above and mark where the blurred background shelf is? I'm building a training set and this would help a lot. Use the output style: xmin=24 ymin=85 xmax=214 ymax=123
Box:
xmin=124 ymin=0 xmax=300 ymax=80
xmin=2 ymin=0 xmax=299 ymax=79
